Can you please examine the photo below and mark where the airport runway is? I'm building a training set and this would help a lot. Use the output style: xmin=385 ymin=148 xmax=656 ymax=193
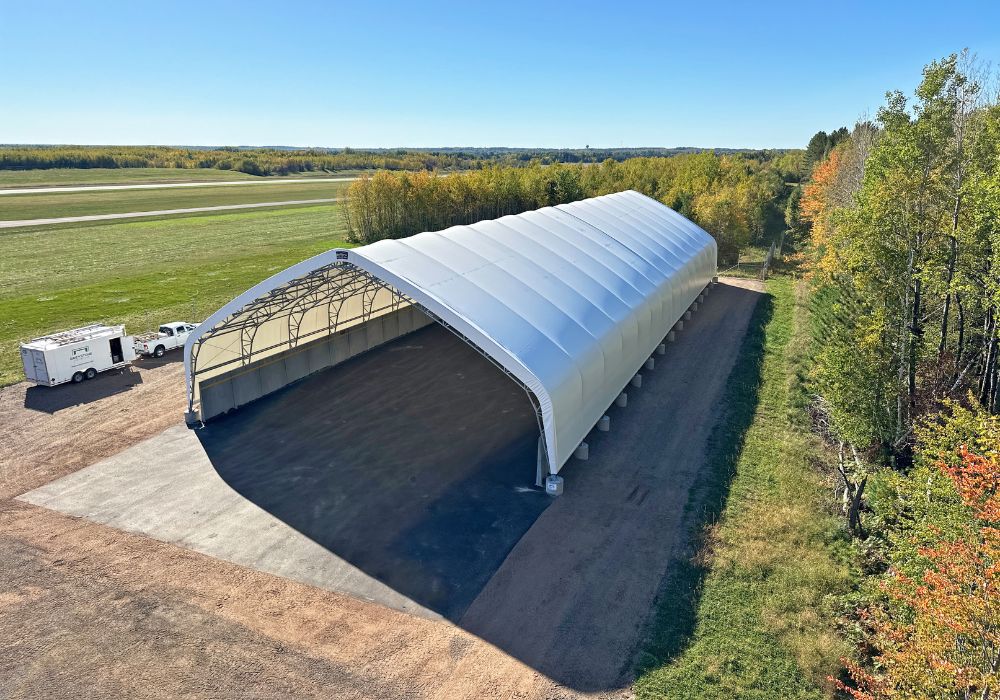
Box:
xmin=0 ymin=197 xmax=343 ymax=228
xmin=0 ymin=177 xmax=356 ymax=195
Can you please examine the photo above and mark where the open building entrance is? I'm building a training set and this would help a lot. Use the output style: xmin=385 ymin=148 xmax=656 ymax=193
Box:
xmin=188 ymin=264 xmax=554 ymax=618
xmin=187 ymin=261 xmax=550 ymax=486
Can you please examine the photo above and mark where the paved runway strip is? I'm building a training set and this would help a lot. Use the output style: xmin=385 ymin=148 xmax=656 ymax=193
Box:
xmin=0 ymin=177 xmax=355 ymax=195
xmin=0 ymin=197 xmax=342 ymax=228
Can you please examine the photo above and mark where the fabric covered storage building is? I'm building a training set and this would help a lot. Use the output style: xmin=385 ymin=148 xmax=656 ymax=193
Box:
xmin=184 ymin=190 xmax=717 ymax=478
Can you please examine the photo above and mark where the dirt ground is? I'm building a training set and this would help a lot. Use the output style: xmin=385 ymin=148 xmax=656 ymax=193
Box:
xmin=0 ymin=355 xmax=186 ymax=501
xmin=0 ymin=279 xmax=764 ymax=699
xmin=0 ymin=501 xmax=588 ymax=700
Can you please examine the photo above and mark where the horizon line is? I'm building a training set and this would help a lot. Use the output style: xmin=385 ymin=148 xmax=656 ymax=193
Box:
xmin=0 ymin=143 xmax=802 ymax=151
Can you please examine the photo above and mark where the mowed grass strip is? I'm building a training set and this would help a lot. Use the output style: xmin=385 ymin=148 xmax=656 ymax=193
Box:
xmin=0 ymin=181 xmax=350 ymax=221
xmin=0 ymin=205 xmax=350 ymax=386
xmin=634 ymin=276 xmax=851 ymax=699
xmin=0 ymin=168 xmax=268 ymax=188
xmin=0 ymin=167 xmax=365 ymax=189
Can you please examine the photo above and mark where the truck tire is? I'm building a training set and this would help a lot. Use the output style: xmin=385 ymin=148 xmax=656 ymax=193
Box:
xmin=154 ymin=345 xmax=166 ymax=358
xmin=72 ymin=371 xmax=85 ymax=383
xmin=84 ymin=367 xmax=97 ymax=380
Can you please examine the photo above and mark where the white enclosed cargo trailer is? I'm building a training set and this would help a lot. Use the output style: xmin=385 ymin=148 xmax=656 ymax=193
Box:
xmin=20 ymin=324 xmax=136 ymax=386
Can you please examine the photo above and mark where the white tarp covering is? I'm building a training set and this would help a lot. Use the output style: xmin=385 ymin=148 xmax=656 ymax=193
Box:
xmin=185 ymin=190 xmax=717 ymax=475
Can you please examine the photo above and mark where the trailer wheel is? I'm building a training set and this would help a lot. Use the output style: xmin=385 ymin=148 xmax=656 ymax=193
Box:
xmin=153 ymin=345 xmax=166 ymax=358
xmin=71 ymin=371 xmax=85 ymax=383
xmin=84 ymin=367 xmax=97 ymax=380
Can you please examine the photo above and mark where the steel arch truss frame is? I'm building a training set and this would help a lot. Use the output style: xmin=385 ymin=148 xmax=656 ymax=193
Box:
xmin=191 ymin=262 xmax=399 ymax=380
xmin=189 ymin=260 xmax=550 ymax=482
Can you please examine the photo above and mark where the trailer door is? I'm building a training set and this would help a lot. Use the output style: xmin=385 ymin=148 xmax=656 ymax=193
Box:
xmin=23 ymin=348 xmax=48 ymax=383
xmin=109 ymin=337 xmax=124 ymax=364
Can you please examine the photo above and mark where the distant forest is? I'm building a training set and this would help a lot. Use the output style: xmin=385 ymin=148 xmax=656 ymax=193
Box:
xmin=346 ymin=150 xmax=807 ymax=264
xmin=0 ymin=144 xmax=794 ymax=176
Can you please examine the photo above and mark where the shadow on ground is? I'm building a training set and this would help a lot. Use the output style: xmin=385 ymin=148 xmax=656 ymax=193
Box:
xmin=24 ymin=366 xmax=144 ymax=413
xmin=195 ymin=283 xmax=770 ymax=692
xmin=197 ymin=324 xmax=550 ymax=621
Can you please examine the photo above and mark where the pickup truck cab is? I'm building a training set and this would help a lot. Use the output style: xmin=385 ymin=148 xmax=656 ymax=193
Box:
xmin=134 ymin=321 xmax=197 ymax=358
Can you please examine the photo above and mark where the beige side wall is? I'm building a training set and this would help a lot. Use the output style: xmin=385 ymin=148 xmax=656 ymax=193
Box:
xmin=199 ymin=305 xmax=433 ymax=421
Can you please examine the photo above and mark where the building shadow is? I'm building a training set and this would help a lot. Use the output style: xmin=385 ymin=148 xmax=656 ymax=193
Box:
xmin=132 ymin=350 xmax=185 ymax=370
xmin=196 ymin=284 xmax=770 ymax=692
xmin=197 ymin=324 xmax=551 ymax=621
xmin=23 ymin=366 xmax=144 ymax=414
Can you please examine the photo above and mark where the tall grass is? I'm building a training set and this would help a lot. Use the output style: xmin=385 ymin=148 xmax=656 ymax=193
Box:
xmin=634 ymin=276 xmax=852 ymax=699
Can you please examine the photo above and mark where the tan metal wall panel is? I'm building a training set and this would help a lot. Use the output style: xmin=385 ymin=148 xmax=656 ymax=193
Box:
xmin=199 ymin=306 xmax=431 ymax=422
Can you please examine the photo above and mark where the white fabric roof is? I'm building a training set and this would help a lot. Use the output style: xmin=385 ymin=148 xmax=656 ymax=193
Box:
xmin=185 ymin=190 xmax=717 ymax=475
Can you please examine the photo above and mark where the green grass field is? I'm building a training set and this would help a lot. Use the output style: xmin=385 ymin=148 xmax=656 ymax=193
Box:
xmin=1 ymin=180 xmax=351 ymax=221
xmin=0 ymin=167 xmax=357 ymax=188
xmin=0 ymin=204 xmax=349 ymax=386
xmin=634 ymin=276 xmax=851 ymax=699
xmin=0 ymin=168 xmax=267 ymax=188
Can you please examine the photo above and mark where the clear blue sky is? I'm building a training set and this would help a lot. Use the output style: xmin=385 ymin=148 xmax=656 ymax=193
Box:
xmin=2 ymin=0 xmax=998 ymax=149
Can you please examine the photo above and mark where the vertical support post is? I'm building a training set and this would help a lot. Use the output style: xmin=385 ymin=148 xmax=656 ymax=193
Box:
xmin=536 ymin=436 xmax=546 ymax=488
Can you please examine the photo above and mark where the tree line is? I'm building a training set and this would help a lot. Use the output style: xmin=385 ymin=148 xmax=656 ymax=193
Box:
xmin=0 ymin=146 xmax=475 ymax=175
xmin=346 ymin=151 xmax=803 ymax=264
xmin=0 ymin=144 xmax=796 ymax=177
xmin=795 ymin=52 xmax=1000 ymax=698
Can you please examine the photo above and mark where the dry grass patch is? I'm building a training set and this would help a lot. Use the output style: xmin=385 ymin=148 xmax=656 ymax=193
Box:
xmin=635 ymin=276 xmax=852 ymax=699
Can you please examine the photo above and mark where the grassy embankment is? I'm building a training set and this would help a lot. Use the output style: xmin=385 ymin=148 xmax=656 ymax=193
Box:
xmin=0 ymin=205 xmax=350 ymax=386
xmin=635 ymin=275 xmax=853 ymax=699
xmin=0 ymin=167 xmax=354 ymax=188
xmin=0 ymin=180 xmax=351 ymax=221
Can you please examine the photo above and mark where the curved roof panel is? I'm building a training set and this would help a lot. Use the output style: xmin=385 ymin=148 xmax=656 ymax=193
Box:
xmin=185 ymin=190 xmax=717 ymax=475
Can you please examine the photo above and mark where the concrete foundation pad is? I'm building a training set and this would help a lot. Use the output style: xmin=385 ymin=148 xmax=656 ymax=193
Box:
xmin=21 ymin=425 xmax=441 ymax=617
xmin=19 ymin=324 xmax=550 ymax=623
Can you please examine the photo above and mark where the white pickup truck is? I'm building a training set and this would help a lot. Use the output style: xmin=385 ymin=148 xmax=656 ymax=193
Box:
xmin=134 ymin=321 xmax=198 ymax=358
